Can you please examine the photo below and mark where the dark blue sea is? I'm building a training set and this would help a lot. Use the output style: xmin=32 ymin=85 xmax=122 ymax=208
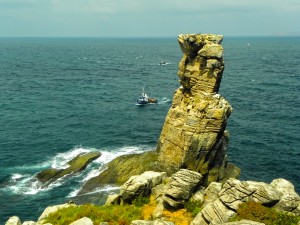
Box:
xmin=0 ymin=37 xmax=299 ymax=223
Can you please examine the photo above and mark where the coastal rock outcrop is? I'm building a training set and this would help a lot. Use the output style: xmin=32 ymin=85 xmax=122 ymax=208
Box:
xmin=37 ymin=202 xmax=76 ymax=224
xmin=5 ymin=216 xmax=21 ymax=225
xmin=191 ymin=178 xmax=300 ymax=225
xmin=106 ymin=171 xmax=167 ymax=205
xmin=163 ymin=169 xmax=203 ymax=209
xmin=69 ymin=217 xmax=93 ymax=225
xmin=79 ymin=151 xmax=163 ymax=195
xmin=37 ymin=151 xmax=101 ymax=186
xmin=157 ymin=34 xmax=240 ymax=185
xmin=131 ymin=220 xmax=175 ymax=225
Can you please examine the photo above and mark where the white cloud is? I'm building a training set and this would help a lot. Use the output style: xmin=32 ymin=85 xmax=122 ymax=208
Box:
xmin=0 ymin=0 xmax=299 ymax=36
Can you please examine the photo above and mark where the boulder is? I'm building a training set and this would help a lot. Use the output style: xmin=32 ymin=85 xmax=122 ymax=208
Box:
xmin=105 ymin=194 xmax=121 ymax=205
xmin=37 ymin=151 xmax=101 ymax=185
xmin=131 ymin=220 xmax=174 ymax=225
xmin=157 ymin=34 xmax=240 ymax=186
xmin=219 ymin=179 xmax=282 ymax=211
xmin=131 ymin=221 xmax=153 ymax=225
xmin=212 ymin=220 xmax=265 ymax=225
xmin=163 ymin=169 xmax=203 ymax=209
xmin=202 ymin=182 xmax=222 ymax=205
xmin=22 ymin=222 xmax=36 ymax=225
xmin=191 ymin=178 xmax=288 ymax=225
xmin=69 ymin=217 xmax=93 ymax=225
xmin=270 ymin=178 xmax=300 ymax=213
xmin=5 ymin=216 xmax=21 ymax=225
xmin=37 ymin=202 xmax=76 ymax=224
xmin=119 ymin=171 xmax=167 ymax=203
xmin=191 ymin=199 xmax=235 ymax=225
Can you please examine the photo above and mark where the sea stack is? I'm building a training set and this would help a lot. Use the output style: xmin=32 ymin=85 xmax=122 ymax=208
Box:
xmin=157 ymin=34 xmax=238 ymax=185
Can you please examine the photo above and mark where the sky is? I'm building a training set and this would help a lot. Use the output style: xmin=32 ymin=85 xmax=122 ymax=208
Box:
xmin=0 ymin=0 xmax=300 ymax=37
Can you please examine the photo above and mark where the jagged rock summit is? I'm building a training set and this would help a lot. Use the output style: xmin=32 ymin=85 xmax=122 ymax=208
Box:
xmin=157 ymin=34 xmax=239 ymax=185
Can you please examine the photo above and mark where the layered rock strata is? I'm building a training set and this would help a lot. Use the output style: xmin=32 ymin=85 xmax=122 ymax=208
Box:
xmin=157 ymin=34 xmax=238 ymax=184
xmin=191 ymin=178 xmax=300 ymax=225
xmin=163 ymin=169 xmax=203 ymax=209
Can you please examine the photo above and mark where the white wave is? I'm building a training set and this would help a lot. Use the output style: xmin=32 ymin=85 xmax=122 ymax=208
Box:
xmin=6 ymin=173 xmax=44 ymax=195
xmin=11 ymin=173 xmax=25 ymax=181
xmin=50 ymin=146 xmax=97 ymax=169
xmin=158 ymin=97 xmax=171 ymax=105
xmin=69 ymin=185 xmax=120 ymax=198
xmin=82 ymin=145 xmax=151 ymax=180
xmin=3 ymin=145 xmax=153 ymax=197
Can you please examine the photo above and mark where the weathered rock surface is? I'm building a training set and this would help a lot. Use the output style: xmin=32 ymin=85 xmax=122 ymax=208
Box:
xmin=120 ymin=171 xmax=167 ymax=203
xmin=202 ymin=182 xmax=222 ymax=205
xmin=69 ymin=217 xmax=93 ymax=225
xmin=131 ymin=220 xmax=174 ymax=225
xmin=37 ymin=151 xmax=101 ymax=186
xmin=22 ymin=222 xmax=36 ymax=225
xmin=157 ymin=34 xmax=239 ymax=185
xmin=212 ymin=220 xmax=265 ymax=225
xmin=191 ymin=178 xmax=300 ymax=225
xmin=270 ymin=178 xmax=300 ymax=213
xmin=163 ymin=169 xmax=203 ymax=209
xmin=192 ymin=199 xmax=236 ymax=225
xmin=5 ymin=216 xmax=21 ymax=225
xmin=219 ymin=178 xmax=282 ymax=210
xmin=37 ymin=202 xmax=76 ymax=224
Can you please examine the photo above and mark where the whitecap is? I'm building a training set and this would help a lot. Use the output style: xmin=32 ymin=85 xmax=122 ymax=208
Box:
xmin=69 ymin=185 xmax=120 ymax=198
xmin=50 ymin=146 xmax=97 ymax=169
xmin=158 ymin=97 xmax=171 ymax=105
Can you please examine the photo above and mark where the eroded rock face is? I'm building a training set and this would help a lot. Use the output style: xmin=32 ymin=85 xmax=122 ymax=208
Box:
xmin=163 ymin=169 xmax=203 ymax=209
xmin=157 ymin=34 xmax=238 ymax=184
xmin=109 ymin=171 xmax=167 ymax=204
xmin=191 ymin=178 xmax=299 ymax=225
xmin=5 ymin=216 xmax=21 ymax=225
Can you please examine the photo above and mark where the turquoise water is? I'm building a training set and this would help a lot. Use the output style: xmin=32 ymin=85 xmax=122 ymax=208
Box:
xmin=0 ymin=37 xmax=299 ymax=223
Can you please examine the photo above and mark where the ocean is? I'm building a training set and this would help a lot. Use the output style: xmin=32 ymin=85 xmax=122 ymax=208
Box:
xmin=0 ymin=37 xmax=299 ymax=223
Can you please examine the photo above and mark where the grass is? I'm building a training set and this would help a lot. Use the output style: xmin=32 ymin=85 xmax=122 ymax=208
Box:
xmin=230 ymin=201 xmax=300 ymax=225
xmin=44 ymin=203 xmax=143 ymax=225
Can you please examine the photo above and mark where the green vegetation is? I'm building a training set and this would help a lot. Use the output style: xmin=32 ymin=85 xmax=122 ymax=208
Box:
xmin=230 ymin=201 xmax=300 ymax=225
xmin=44 ymin=204 xmax=143 ymax=225
xmin=132 ymin=196 xmax=150 ymax=207
xmin=184 ymin=199 xmax=203 ymax=217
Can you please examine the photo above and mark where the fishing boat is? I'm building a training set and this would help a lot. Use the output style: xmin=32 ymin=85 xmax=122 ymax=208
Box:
xmin=136 ymin=88 xmax=158 ymax=105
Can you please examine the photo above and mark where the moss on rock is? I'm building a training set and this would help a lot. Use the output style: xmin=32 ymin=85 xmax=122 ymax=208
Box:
xmin=78 ymin=151 xmax=165 ymax=195
xmin=37 ymin=151 xmax=101 ymax=185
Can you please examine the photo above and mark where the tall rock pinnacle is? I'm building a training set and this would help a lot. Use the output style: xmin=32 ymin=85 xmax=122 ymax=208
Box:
xmin=157 ymin=34 xmax=237 ymax=185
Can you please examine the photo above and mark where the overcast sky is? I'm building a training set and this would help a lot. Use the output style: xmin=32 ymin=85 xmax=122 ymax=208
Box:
xmin=1 ymin=0 xmax=299 ymax=37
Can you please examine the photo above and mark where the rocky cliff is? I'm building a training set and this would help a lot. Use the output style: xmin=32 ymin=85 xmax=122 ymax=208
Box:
xmin=157 ymin=34 xmax=239 ymax=185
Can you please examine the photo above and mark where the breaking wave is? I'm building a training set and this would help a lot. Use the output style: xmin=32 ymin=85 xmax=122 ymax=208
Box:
xmin=0 ymin=145 xmax=152 ymax=197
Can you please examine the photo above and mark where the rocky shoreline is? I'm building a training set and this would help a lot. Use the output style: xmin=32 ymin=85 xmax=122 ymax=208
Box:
xmin=5 ymin=34 xmax=300 ymax=225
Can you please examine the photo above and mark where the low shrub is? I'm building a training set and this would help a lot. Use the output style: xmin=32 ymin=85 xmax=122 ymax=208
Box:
xmin=184 ymin=199 xmax=203 ymax=217
xmin=230 ymin=201 xmax=300 ymax=225
xmin=132 ymin=196 xmax=150 ymax=207
xmin=44 ymin=203 xmax=143 ymax=225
